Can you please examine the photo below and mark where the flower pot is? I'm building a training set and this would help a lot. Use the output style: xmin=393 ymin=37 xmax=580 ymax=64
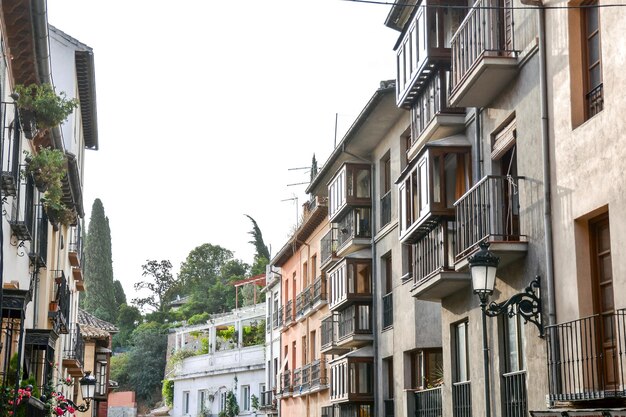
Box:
xmin=54 ymin=277 xmax=63 ymax=284
xmin=32 ymin=171 xmax=48 ymax=192
xmin=49 ymin=301 xmax=58 ymax=312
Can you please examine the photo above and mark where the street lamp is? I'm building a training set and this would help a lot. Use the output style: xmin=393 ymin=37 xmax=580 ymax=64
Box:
xmin=69 ymin=372 xmax=97 ymax=412
xmin=468 ymin=241 xmax=544 ymax=417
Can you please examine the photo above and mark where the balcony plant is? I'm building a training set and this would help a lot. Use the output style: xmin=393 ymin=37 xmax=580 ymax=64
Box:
xmin=23 ymin=148 xmax=66 ymax=193
xmin=14 ymin=84 xmax=78 ymax=139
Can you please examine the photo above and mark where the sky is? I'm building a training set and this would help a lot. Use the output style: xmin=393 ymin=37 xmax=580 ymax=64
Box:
xmin=46 ymin=0 xmax=398 ymax=299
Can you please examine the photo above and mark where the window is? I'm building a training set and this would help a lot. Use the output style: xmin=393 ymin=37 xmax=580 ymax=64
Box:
xmin=401 ymin=244 xmax=414 ymax=283
xmin=569 ymin=0 xmax=603 ymax=126
xmin=95 ymin=359 xmax=107 ymax=395
xmin=310 ymin=330 xmax=317 ymax=361
xmin=381 ymin=153 xmax=392 ymax=227
xmin=198 ymin=390 xmax=207 ymax=414
xmin=503 ymin=314 xmax=527 ymax=373
xmin=303 ymin=262 xmax=308 ymax=287
xmin=453 ymin=321 xmax=469 ymax=382
xmin=241 ymin=385 xmax=250 ymax=411
xmin=183 ymin=391 xmax=190 ymax=415
xmin=219 ymin=390 xmax=227 ymax=412
xmin=311 ymin=255 xmax=317 ymax=280
xmin=411 ymin=349 xmax=443 ymax=389
xmin=384 ymin=357 xmax=394 ymax=399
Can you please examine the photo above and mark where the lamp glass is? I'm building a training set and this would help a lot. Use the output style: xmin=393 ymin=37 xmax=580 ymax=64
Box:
xmin=80 ymin=373 xmax=97 ymax=400
xmin=471 ymin=264 xmax=497 ymax=295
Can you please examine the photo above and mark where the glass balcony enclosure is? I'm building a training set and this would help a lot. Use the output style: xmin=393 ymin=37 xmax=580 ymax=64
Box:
xmin=330 ymin=358 xmax=374 ymax=403
xmin=328 ymin=163 xmax=371 ymax=222
xmin=336 ymin=208 xmax=372 ymax=251
xmin=396 ymin=0 xmax=467 ymax=108
xmin=328 ymin=258 xmax=372 ymax=311
xmin=398 ymin=140 xmax=471 ymax=243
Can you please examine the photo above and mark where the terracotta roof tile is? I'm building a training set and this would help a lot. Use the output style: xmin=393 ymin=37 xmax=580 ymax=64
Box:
xmin=77 ymin=309 xmax=118 ymax=334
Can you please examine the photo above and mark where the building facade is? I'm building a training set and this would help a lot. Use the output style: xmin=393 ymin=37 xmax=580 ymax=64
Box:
xmin=259 ymin=265 xmax=281 ymax=416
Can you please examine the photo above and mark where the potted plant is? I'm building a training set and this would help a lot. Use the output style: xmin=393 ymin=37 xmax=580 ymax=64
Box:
xmin=23 ymin=148 xmax=66 ymax=192
xmin=49 ymin=301 xmax=58 ymax=312
xmin=14 ymin=84 xmax=78 ymax=138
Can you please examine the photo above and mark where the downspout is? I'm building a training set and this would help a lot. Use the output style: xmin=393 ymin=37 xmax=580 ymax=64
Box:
xmin=474 ymin=108 xmax=483 ymax=180
xmin=370 ymin=161 xmax=379 ymax=417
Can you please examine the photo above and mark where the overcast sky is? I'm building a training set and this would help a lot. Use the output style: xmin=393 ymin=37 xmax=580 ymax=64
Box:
xmin=47 ymin=0 xmax=398 ymax=299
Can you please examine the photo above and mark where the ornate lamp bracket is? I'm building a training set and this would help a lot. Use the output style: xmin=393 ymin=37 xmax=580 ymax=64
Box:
xmin=484 ymin=275 xmax=544 ymax=338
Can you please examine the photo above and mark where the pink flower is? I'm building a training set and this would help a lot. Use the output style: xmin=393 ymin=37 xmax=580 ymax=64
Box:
xmin=55 ymin=407 xmax=64 ymax=416
xmin=67 ymin=406 xmax=76 ymax=414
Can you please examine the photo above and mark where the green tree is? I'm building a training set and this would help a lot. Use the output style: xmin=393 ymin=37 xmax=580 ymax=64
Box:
xmin=244 ymin=215 xmax=270 ymax=276
xmin=178 ymin=244 xmax=247 ymax=317
xmin=82 ymin=199 xmax=116 ymax=322
xmin=112 ymin=304 xmax=142 ymax=348
xmin=132 ymin=260 xmax=178 ymax=314
xmin=126 ymin=322 xmax=167 ymax=404
xmin=113 ymin=280 xmax=127 ymax=310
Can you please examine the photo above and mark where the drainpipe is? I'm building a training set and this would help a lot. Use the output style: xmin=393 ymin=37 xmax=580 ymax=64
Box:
xmin=370 ymin=161 xmax=379 ymax=417
xmin=474 ymin=108 xmax=483 ymax=180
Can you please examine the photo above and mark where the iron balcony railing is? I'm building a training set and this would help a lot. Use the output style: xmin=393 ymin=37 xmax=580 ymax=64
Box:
xmin=272 ymin=309 xmax=278 ymax=329
xmin=29 ymin=204 xmax=48 ymax=268
xmin=277 ymin=306 xmax=284 ymax=328
xmin=259 ymin=390 xmax=276 ymax=410
xmin=546 ymin=309 xmax=626 ymax=401
xmin=9 ymin=169 xmax=35 ymax=242
xmin=63 ymin=324 xmax=85 ymax=368
xmin=321 ymin=405 xmax=335 ymax=417
xmin=282 ymin=370 xmax=292 ymax=393
xmin=284 ymin=300 xmax=294 ymax=326
xmin=301 ymin=363 xmax=311 ymax=392
xmin=450 ymin=0 xmax=517 ymax=93
xmin=415 ymin=220 xmax=455 ymax=284
xmin=312 ymin=275 xmax=327 ymax=306
xmin=296 ymin=286 xmax=312 ymax=319
xmin=381 ymin=191 xmax=392 ymax=228
xmin=321 ymin=315 xmax=336 ymax=350
xmin=293 ymin=368 xmax=302 ymax=391
xmin=382 ymin=293 xmax=393 ymax=329
xmin=384 ymin=398 xmax=394 ymax=417
xmin=454 ymin=175 xmax=525 ymax=260
xmin=68 ymin=222 xmax=83 ymax=258
xmin=415 ymin=386 xmax=443 ymax=417
xmin=52 ymin=272 xmax=71 ymax=334
xmin=452 ymin=381 xmax=472 ymax=417
xmin=502 ymin=370 xmax=527 ymax=417
xmin=587 ymin=83 xmax=604 ymax=118
xmin=337 ymin=208 xmax=371 ymax=249
xmin=0 ymin=101 xmax=21 ymax=197
xmin=310 ymin=359 xmax=328 ymax=388
xmin=321 ymin=227 xmax=338 ymax=266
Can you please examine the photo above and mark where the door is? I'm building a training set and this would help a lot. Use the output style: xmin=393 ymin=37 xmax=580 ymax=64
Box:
xmin=590 ymin=214 xmax=616 ymax=390
xmin=499 ymin=145 xmax=520 ymax=240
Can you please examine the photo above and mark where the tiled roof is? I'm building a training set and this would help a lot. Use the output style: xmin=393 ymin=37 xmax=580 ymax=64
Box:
xmin=80 ymin=324 xmax=110 ymax=339
xmin=77 ymin=309 xmax=119 ymax=334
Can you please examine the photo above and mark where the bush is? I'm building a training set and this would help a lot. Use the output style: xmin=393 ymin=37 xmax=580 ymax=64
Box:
xmin=161 ymin=380 xmax=174 ymax=407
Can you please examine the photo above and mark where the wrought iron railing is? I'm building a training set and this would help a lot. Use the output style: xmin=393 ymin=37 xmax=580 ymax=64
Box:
xmin=310 ymin=359 xmax=328 ymax=388
xmin=450 ymin=0 xmax=517 ymax=93
xmin=272 ymin=309 xmax=278 ymax=328
xmin=301 ymin=363 xmax=311 ymax=392
xmin=52 ymin=272 xmax=71 ymax=334
xmin=455 ymin=175 xmax=525 ymax=260
xmin=284 ymin=300 xmax=294 ymax=326
xmin=63 ymin=324 xmax=85 ymax=368
xmin=29 ymin=204 xmax=48 ymax=267
xmin=382 ymin=293 xmax=393 ymax=329
xmin=415 ymin=386 xmax=443 ymax=417
xmin=68 ymin=222 xmax=82 ymax=257
xmin=586 ymin=83 xmax=604 ymax=118
xmin=321 ymin=405 xmax=335 ymax=417
xmin=293 ymin=368 xmax=302 ymax=391
xmin=321 ymin=315 xmax=337 ymax=350
xmin=282 ymin=370 xmax=292 ymax=393
xmin=384 ymin=398 xmax=395 ymax=417
xmin=277 ymin=306 xmax=284 ymax=328
xmin=502 ymin=370 xmax=527 ymax=417
xmin=337 ymin=208 xmax=371 ymax=249
xmin=452 ymin=381 xmax=472 ymax=417
xmin=260 ymin=390 xmax=276 ymax=410
xmin=415 ymin=220 xmax=455 ymax=283
xmin=546 ymin=309 xmax=626 ymax=401
xmin=381 ymin=191 xmax=392 ymax=227
xmin=296 ymin=286 xmax=312 ymax=319
xmin=321 ymin=227 xmax=337 ymax=266
xmin=312 ymin=275 xmax=327 ymax=306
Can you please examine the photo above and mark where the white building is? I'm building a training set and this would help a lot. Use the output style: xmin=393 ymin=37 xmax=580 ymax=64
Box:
xmin=259 ymin=265 xmax=281 ymax=416
xmin=170 ymin=304 xmax=266 ymax=417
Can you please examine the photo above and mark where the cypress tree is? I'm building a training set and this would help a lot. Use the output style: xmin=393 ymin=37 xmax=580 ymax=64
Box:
xmin=82 ymin=199 xmax=117 ymax=322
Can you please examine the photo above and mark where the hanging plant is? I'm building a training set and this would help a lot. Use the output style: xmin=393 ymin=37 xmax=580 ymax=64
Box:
xmin=23 ymin=148 xmax=66 ymax=192
xmin=14 ymin=84 xmax=78 ymax=135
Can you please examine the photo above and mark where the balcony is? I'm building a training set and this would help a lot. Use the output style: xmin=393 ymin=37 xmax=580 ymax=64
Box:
xmin=321 ymin=315 xmax=351 ymax=356
xmin=449 ymin=0 xmax=519 ymax=107
xmin=296 ymin=286 xmax=312 ymax=321
xmin=452 ymin=381 xmax=472 ymax=417
xmin=293 ymin=364 xmax=311 ymax=396
xmin=406 ymin=69 xmax=466 ymax=162
xmin=398 ymin=139 xmax=471 ymax=244
xmin=502 ymin=371 xmax=526 ymax=417
xmin=279 ymin=370 xmax=292 ymax=397
xmin=414 ymin=387 xmax=443 ymax=417
xmin=62 ymin=324 xmax=85 ymax=377
xmin=321 ymin=406 xmax=335 ymax=417
xmin=336 ymin=304 xmax=373 ymax=348
xmin=546 ymin=310 xmax=626 ymax=402
xmin=9 ymin=172 xmax=35 ymax=242
xmin=321 ymin=226 xmax=339 ymax=271
xmin=310 ymin=359 xmax=329 ymax=393
xmin=259 ymin=390 xmax=277 ymax=411
xmin=395 ymin=0 xmax=468 ymax=109
xmin=410 ymin=220 xmax=470 ymax=301
xmin=283 ymin=300 xmax=294 ymax=328
xmin=28 ymin=204 xmax=48 ymax=268
xmin=454 ymin=175 xmax=528 ymax=269
xmin=0 ymin=101 xmax=21 ymax=197
xmin=330 ymin=357 xmax=374 ymax=404
xmin=336 ymin=208 xmax=371 ymax=257
xmin=68 ymin=224 xmax=82 ymax=267
xmin=328 ymin=258 xmax=372 ymax=311
xmin=382 ymin=293 xmax=393 ymax=329
xmin=49 ymin=272 xmax=70 ymax=334
xmin=380 ymin=191 xmax=392 ymax=228
xmin=311 ymin=275 xmax=328 ymax=309
xmin=328 ymin=163 xmax=371 ymax=222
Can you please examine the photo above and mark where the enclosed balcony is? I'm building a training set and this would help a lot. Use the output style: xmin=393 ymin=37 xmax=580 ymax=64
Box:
xmin=449 ymin=0 xmax=519 ymax=107
xmin=406 ymin=69 xmax=466 ymax=162
xmin=321 ymin=226 xmax=339 ymax=271
xmin=454 ymin=175 xmax=527 ymax=269
xmin=62 ymin=324 xmax=85 ymax=377
xmin=328 ymin=258 xmax=372 ymax=311
xmin=68 ymin=224 xmax=82 ymax=267
xmin=336 ymin=304 xmax=373 ymax=348
xmin=546 ymin=310 xmax=626 ymax=403
xmin=336 ymin=207 xmax=372 ymax=257
xmin=328 ymin=163 xmax=371 ymax=222
xmin=410 ymin=219 xmax=470 ymax=301
xmin=398 ymin=137 xmax=471 ymax=244
xmin=330 ymin=356 xmax=374 ymax=404
xmin=395 ymin=0 xmax=468 ymax=108
xmin=321 ymin=314 xmax=350 ymax=356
